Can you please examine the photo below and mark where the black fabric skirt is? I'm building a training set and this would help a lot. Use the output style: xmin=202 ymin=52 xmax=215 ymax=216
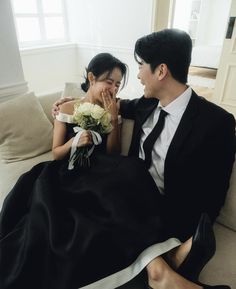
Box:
xmin=0 ymin=154 xmax=174 ymax=289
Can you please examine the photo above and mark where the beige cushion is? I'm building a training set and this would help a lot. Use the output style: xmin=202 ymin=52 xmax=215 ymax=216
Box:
xmin=217 ymin=158 xmax=236 ymax=232
xmin=200 ymin=223 xmax=236 ymax=288
xmin=121 ymin=118 xmax=134 ymax=156
xmin=61 ymin=82 xmax=85 ymax=98
xmin=0 ymin=92 xmax=53 ymax=163
xmin=0 ymin=151 xmax=53 ymax=210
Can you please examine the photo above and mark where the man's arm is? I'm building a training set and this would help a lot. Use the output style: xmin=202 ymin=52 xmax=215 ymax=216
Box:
xmin=51 ymin=97 xmax=75 ymax=118
xmin=119 ymin=98 xmax=140 ymax=120
xmin=203 ymin=112 xmax=235 ymax=221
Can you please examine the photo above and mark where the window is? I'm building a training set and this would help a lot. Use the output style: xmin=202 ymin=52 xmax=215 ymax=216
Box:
xmin=11 ymin=0 xmax=69 ymax=47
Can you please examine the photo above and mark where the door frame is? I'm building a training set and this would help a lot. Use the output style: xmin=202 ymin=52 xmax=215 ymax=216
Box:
xmin=151 ymin=0 xmax=172 ymax=32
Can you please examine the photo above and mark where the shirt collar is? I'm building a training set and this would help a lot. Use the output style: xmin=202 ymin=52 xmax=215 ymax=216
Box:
xmin=158 ymin=86 xmax=192 ymax=116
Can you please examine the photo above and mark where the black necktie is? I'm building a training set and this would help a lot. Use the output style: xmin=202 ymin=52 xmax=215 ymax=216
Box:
xmin=143 ymin=109 xmax=168 ymax=168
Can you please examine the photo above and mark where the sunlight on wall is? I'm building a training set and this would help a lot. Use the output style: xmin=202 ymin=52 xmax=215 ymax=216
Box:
xmin=172 ymin=0 xmax=192 ymax=31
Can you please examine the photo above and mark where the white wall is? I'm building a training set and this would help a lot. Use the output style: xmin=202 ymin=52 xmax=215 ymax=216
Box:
xmin=171 ymin=0 xmax=231 ymax=68
xmin=172 ymin=0 xmax=192 ymax=31
xmin=0 ymin=0 xmax=27 ymax=101
xmin=190 ymin=0 xmax=231 ymax=68
xmin=2 ymin=0 xmax=231 ymax=96
xmin=197 ymin=0 xmax=231 ymax=46
xmin=67 ymin=0 xmax=153 ymax=48
xmin=2 ymin=0 xmax=154 ymax=97
xmin=17 ymin=0 xmax=155 ymax=97
xmin=21 ymin=44 xmax=79 ymax=94
xmin=65 ymin=0 xmax=154 ymax=99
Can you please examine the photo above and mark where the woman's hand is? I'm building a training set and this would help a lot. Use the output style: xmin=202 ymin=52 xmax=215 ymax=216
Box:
xmin=77 ymin=131 xmax=93 ymax=148
xmin=52 ymin=97 xmax=75 ymax=118
xmin=101 ymin=89 xmax=121 ymax=155
xmin=101 ymin=90 xmax=118 ymax=121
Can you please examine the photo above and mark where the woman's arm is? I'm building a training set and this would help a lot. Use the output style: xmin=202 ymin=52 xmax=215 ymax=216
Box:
xmin=52 ymin=101 xmax=93 ymax=160
xmin=52 ymin=119 xmax=74 ymax=160
xmin=52 ymin=101 xmax=75 ymax=160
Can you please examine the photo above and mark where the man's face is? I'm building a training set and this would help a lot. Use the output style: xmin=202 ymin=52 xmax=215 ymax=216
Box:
xmin=137 ymin=60 xmax=159 ymax=98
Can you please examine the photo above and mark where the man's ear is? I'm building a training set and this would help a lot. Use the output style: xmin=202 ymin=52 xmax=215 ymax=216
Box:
xmin=88 ymin=72 xmax=95 ymax=85
xmin=156 ymin=64 xmax=168 ymax=80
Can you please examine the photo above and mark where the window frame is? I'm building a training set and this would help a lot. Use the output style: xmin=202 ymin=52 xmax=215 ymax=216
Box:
xmin=11 ymin=0 xmax=69 ymax=48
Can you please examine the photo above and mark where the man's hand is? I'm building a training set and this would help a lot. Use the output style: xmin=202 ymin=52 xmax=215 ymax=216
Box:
xmin=52 ymin=96 xmax=75 ymax=118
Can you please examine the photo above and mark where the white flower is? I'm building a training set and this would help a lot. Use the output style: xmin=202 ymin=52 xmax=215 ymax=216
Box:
xmin=72 ymin=101 xmax=113 ymax=134
xmin=70 ymin=101 xmax=113 ymax=169
xmin=91 ymin=104 xmax=105 ymax=119
xmin=76 ymin=102 xmax=94 ymax=116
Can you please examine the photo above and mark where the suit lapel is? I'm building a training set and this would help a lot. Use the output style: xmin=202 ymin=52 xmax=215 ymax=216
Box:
xmin=165 ymin=91 xmax=200 ymax=167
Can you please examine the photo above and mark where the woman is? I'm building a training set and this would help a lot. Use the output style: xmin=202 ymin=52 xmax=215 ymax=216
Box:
xmin=0 ymin=53 xmax=227 ymax=289
xmin=0 ymin=53 xmax=174 ymax=289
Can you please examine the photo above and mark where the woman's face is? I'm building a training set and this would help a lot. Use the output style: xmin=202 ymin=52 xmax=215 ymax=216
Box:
xmin=91 ymin=67 xmax=123 ymax=101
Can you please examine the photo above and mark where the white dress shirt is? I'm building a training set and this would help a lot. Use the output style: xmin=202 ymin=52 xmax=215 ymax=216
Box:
xmin=139 ymin=87 xmax=192 ymax=194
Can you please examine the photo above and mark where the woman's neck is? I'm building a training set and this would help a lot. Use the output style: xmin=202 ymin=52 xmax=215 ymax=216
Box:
xmin=82 ymin=92 xmax=103 ymax=107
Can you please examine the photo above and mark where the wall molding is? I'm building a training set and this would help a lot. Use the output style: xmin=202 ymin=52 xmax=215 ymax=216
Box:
xmin=0 ymin=81 xmax=28 ymax=102
xmin=20 ymin=42 xmax=133 ymax=56
xmin=76 ymin=43 xmax=134 ymax=55
xmin=20 ymin=42 xmax=77 ymax=56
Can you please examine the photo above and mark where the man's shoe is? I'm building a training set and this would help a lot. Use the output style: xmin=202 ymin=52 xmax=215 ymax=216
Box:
xmin=177 ymin=213 xmax=216 ymax=281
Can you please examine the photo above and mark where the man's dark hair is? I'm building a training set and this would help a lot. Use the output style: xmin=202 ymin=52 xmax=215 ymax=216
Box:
xmin=134 ymin=29 xmax=192 ymax=84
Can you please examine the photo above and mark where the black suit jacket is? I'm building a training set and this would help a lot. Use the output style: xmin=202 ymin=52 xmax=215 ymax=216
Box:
xmin=120 ymin=91 xmax=235 ymax=240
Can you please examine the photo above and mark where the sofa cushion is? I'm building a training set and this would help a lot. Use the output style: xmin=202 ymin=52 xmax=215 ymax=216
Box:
xmin=121 ymin=119 xmax=134 ymax=156
xmin=0 ymin=92 xmax=53 ymax=163
xmin=61 ymin=82 xmax=85 ymax=98
xmin=0 ymin=151 xmax=53 ymax=210
xmin=199 ymin=222 xmax=236 ymax=288
xmin=217 ymin=158 xmax=236 ymax=232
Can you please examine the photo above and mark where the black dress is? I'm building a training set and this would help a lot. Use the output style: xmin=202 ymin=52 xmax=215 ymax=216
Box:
xmin=0 ymin=122 xmax=180 ymax=289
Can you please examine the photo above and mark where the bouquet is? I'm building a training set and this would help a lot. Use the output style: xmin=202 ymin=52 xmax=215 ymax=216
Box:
xmin=68 ymin=102 xmax=113 ymax=169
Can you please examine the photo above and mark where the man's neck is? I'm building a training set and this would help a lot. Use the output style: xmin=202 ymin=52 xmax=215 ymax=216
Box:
xmin=158 ymin=82 xmax=188 ymax=107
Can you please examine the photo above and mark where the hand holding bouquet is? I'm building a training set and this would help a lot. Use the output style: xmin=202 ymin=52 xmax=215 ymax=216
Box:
xmin=68 ymin=101 xmax=113 ymax=169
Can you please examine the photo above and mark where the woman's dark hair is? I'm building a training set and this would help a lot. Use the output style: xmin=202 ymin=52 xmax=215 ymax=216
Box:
xmin=134 ymin=29 xmax=192 ymax=84
xmin=81 ymin=53 xmax=128 ymax=92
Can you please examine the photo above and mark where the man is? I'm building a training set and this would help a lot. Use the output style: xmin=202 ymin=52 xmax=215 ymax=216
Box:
xmin=53 ymin=29 xmax=235 ymax=289
xmin=120 ymin=29 xmax=235 ymax=241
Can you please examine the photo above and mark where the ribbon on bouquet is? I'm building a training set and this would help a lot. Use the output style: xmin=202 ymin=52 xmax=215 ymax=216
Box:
xmin=68 ymin=126 xmax=102 ymax=170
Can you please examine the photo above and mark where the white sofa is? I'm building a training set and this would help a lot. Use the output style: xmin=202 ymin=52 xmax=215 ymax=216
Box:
xmin=0 ymin=91 xmax=236 ymax=289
